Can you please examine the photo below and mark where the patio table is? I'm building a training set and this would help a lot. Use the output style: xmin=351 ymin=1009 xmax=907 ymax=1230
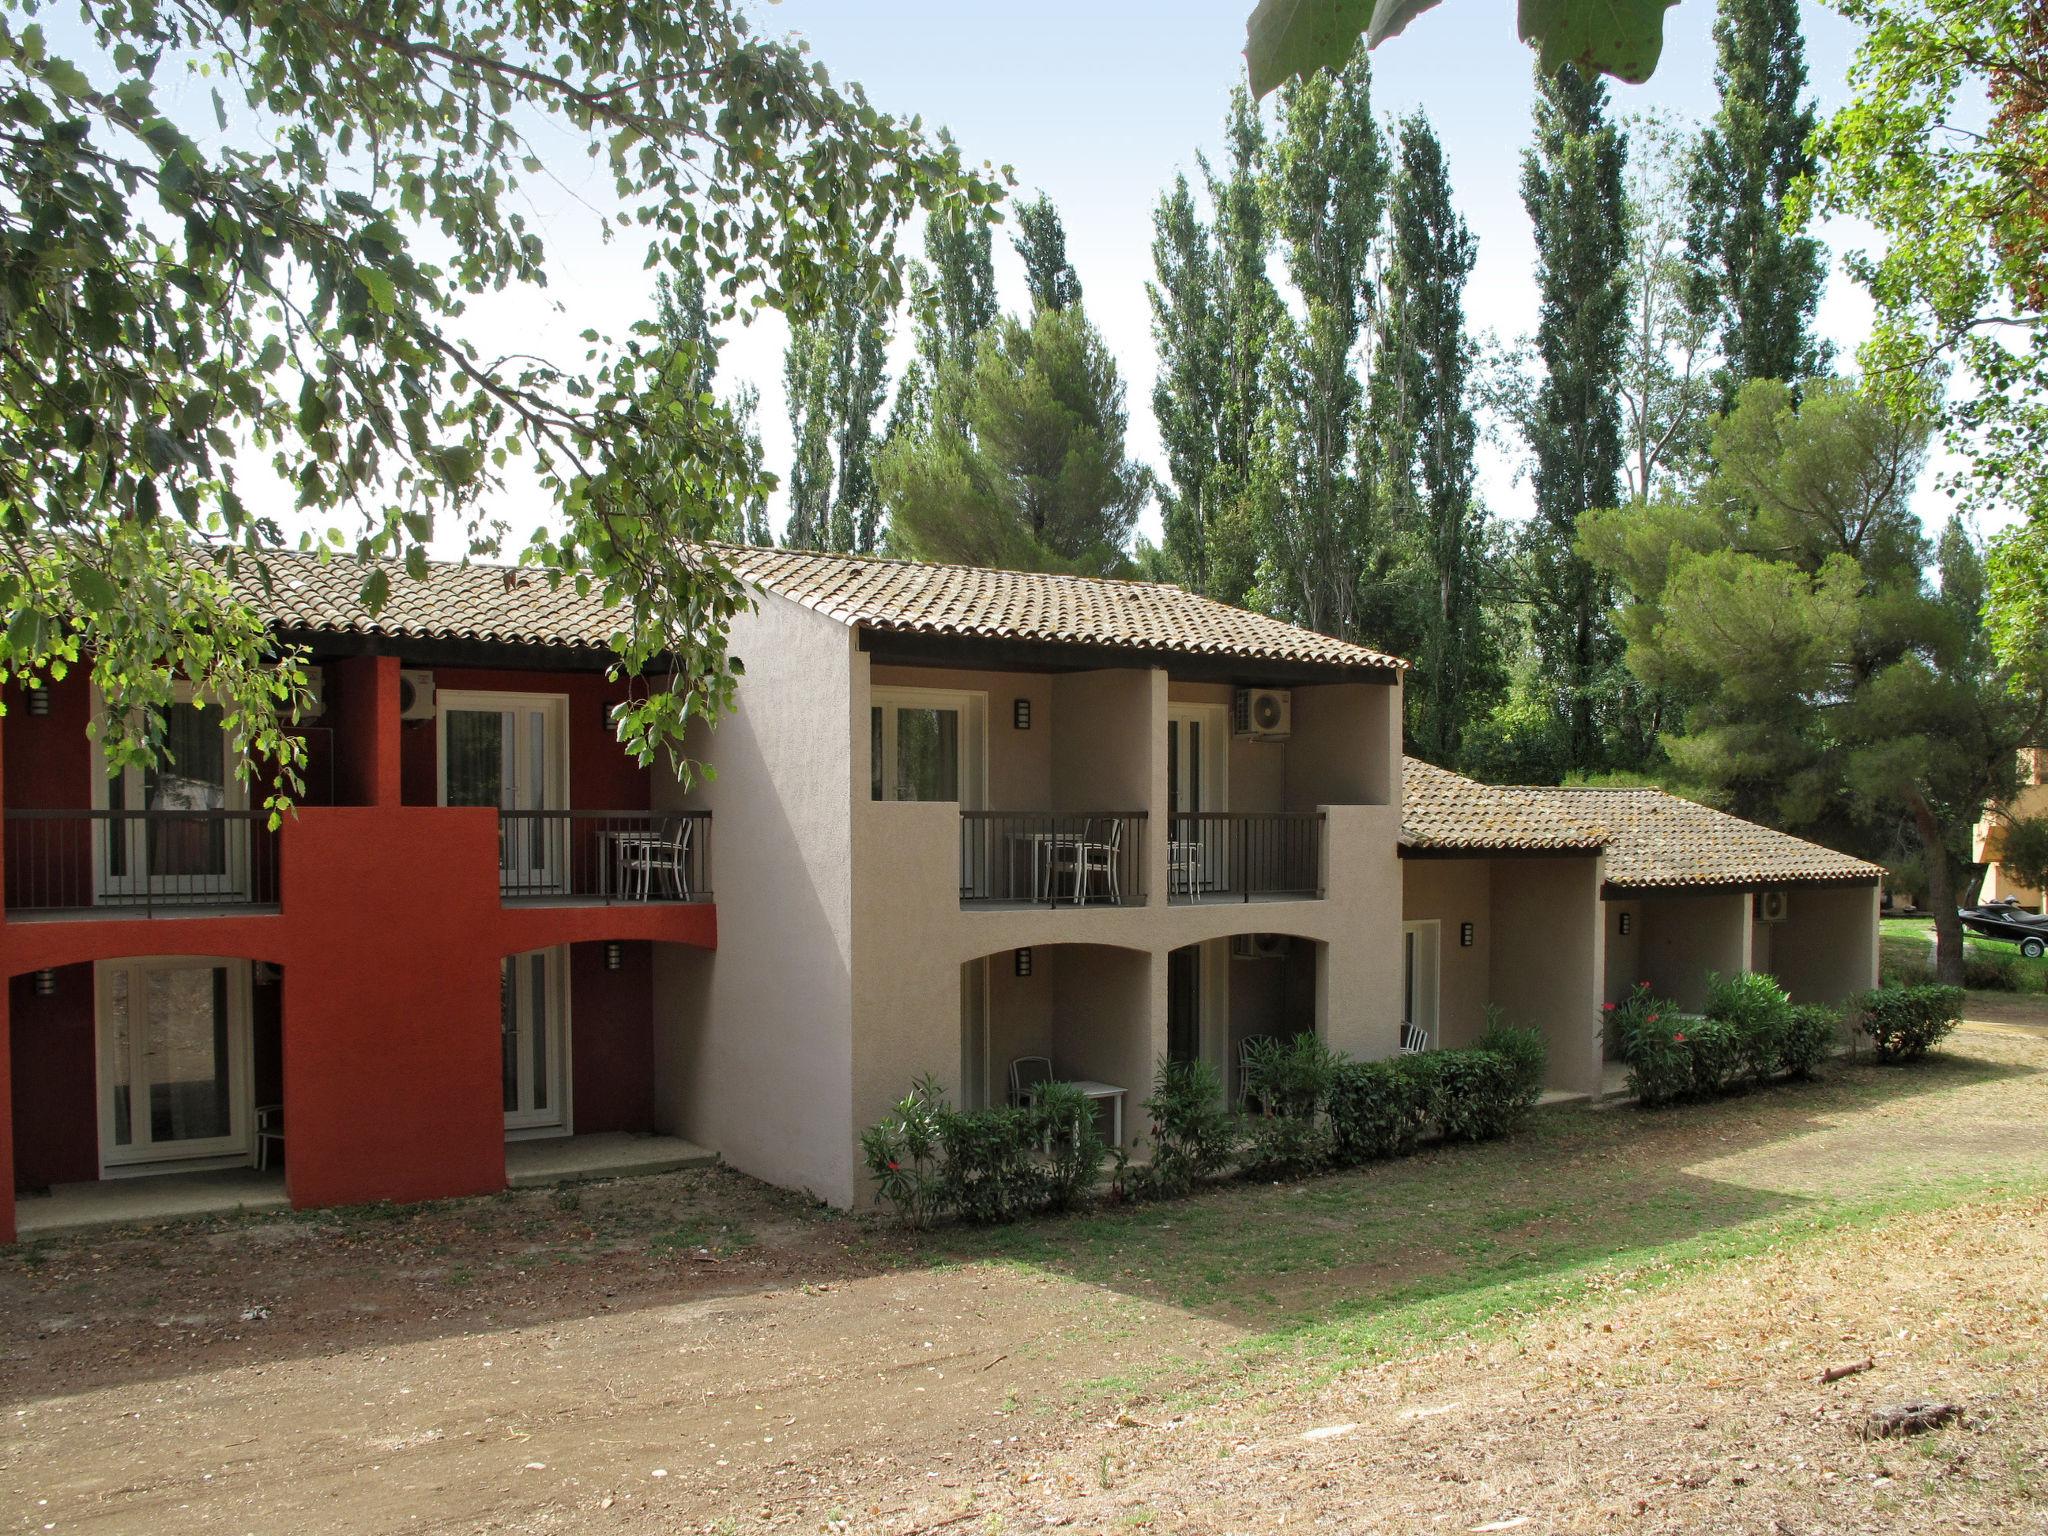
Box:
xmin=1066 ymin=1080 xmax=1126 ymax=1147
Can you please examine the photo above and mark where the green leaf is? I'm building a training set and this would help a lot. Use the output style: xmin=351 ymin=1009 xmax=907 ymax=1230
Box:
xmin=358 ymin=268 xmax=397 ymax=313
xmin=1516 ymin=0 xmax=1678 ymax=84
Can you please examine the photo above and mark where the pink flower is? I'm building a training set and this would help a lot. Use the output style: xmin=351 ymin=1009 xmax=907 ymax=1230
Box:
xmin=1601 ymin=1002 xmax=1617 ymax=1012
xmin=1672 ymin=1030 xmax=1687 ymax=1044
xmin=1646 ymin=1013 xmax=1660 ymax=1024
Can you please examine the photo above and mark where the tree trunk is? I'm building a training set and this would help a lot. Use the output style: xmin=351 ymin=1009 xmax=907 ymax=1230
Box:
xmin=1907 ymin=788 xmax=1966 ymax=987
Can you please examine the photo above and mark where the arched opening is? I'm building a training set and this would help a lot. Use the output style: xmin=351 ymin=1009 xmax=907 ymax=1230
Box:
xmin=1170 ymin=934 xmax=1325 ymax=1106
xmin=9 ymin=955 xmax=286 ymax=1237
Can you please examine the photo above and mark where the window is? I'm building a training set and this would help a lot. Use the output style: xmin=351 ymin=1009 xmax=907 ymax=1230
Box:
xmin=870 ymin=689 xmax=985 ymax=807
xmin=96 ymin=957 xmax=252 ymax=1170
xmin=92 ymin=683 xmax=245 ymax=898
xmin=1401 ymin=921 xmax=1441 ymax=1043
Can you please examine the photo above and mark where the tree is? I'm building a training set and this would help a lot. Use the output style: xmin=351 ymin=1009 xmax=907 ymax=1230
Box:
xmin=1147 ymin=88 xmax=1278 ymax=606
xmin=1243 ymin=0 xmax=1682 ymax=97
xmin=1251 ymin=45 xmax=1387 ymax=641
xmin=1519 ymin=63 xmax=1631 ymax=770
xmin=1013 ymin=194 xmax=1083 ymax=313
xmin=781 ymin=271 xmax=892 ymax=553
xmin=650 ymin=268 xmax=770 ymax=545
xmin=1619 ymin=114 xmax=1717 ymax=502
xmin=879 ymin=306 xmax=1145 ymax=575
xmin=1799 ymin=0 xmax=2048 ymax=671
xmin=1582 ymin=378 xmax=2048 ymax=983
xmin=1376 ymin=112 xmax=1492 ymax=761
xmin=0 ymin=1 xmax=989 ymax=807
xmin=1685 ymin=0 xmax=1828 ymax=395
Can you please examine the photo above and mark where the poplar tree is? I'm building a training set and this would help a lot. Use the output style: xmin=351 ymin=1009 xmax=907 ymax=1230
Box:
xmin=651 ymin=268 xmax=769 ymax=545
xmin=1685 ymin=0 xmax=1829 ymax=392
xmin=1013 ymin=194 xmax=1084 ymax=312
xmin=1378 ymin=113 xmax=1489 ymax=762
xmin=1520 ymin=62 xmax=1630 ymax=771
xmin=781 ymin=272 xmax=891 ymax=553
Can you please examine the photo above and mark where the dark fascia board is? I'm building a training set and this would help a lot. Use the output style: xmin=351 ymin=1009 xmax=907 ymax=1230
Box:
xmin=1602 ymin=874 xmax=1881 ymax=900
xmin=275 ymin=627 xmax=662 ymax=676
xmin=859 ymin=627 xmax=1401 ymax=688
xmin=1400 ymin=842 xmax=1603 ymax=861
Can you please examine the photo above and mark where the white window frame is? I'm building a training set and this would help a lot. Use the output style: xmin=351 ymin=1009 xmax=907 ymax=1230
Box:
xmin=870 ymin=687 xmax=987 ymax=809
xmin=1166 ymin=703 xmax=1230 ymax=815
xmin=437 ymin=690 xmax=572 ymax=893
xmin=89 ymin=681 xmax=247 ymax=902
xmin=1401 ymin=920 xmax=1441 ymax=1042
xmin=94 ymin=956 xmax=254 ymax=1175
xmin=501 ymin=944 xmax=574 ymax=1138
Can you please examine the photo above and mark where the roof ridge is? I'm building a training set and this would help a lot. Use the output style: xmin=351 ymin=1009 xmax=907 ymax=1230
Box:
xmin=710 ymin=540 xmax=1184 ymax=594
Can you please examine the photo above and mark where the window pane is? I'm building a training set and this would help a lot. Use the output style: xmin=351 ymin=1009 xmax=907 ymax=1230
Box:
xmin=447 ymin=711 xmax=508 ymax=808
xmin=145 ymin=967 xmax=231 ymax=1143
xmin=529 ymin=953 xmax=549 ymax=1113
xmin=894 ymin=708 xmax=959 ymax=802
xmin=1403 ymin=931 xmax=1416 ymax=1026
xmin=870 ymin=707 xmax=884 ymax=802
xmin=500 ymin=958 xmax=518 ymax=1113
xmin=108 ymin=969 xmax=132 ymax=1146
xmin=146 ymin=702 xmax=229 ymax=878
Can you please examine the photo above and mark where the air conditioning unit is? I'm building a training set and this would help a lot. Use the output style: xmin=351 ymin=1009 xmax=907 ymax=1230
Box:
xmin=399 ymin=668 xmax=437 ymax=721
xmin=1234 ymin=687 xmax=1292 ymax=739
xmin=1756 ymin=889 xmax=1790 ymax=923
xmin=291 ymin=665 xmax=326 ymax=723
xmin=1232 ymin=932 xmax=1291 ymax=960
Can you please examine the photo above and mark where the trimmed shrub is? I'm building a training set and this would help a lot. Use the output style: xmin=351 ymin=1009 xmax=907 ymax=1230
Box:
xmin=1476 ymin=1008 xmax=1548 ymax=1103
xmin=1327 ymin=1059 xmax=1432 ymax=1163
xmin=1431 ymin=1051 xmax=1527 ymax=1142
xmin=1705 ymin=971 xmax=1794 ymax=1084
xmin=1964 ymin=949 xmax=2020 ymax=991
xmin=1604 ymin=983 xmax=1694 ymax=1106
xmin=1680 ymin=1015 xmax=1744 ymax=1096
xmin=1125 ymin=1057 xmax=1240 ymax=1201
xmin=1034 ymin=1080 xmax=1107 ymax=1212
xmin=1238 ymin=1033 xmax=1339 ymax=1180
xmin=1781 ymin=1003 xmax=1841 ymax=1078
xmin=1853 ymin=984 xmax=1964 ymax=1063
xmin=934 ymin=1105 xmax=1047 ymax=1224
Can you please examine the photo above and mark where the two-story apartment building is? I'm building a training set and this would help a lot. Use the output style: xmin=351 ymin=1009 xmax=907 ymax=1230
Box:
xmin=0 ymin=544 xmax=1887 ymax=1237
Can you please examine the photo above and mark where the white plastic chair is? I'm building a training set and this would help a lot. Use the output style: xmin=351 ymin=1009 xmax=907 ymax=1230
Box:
xmin=1050 ymin=817 xmax=1123 ymax=904
xmin=628 ymin=817 xmax=693 ymax=901
xmin=1007 ymin=1055 xmax=1053 ymax=1109
xmin=1399 ymin=1021 xmax=1431 ymax=1054
xmin=254 ymin=1103 xmax=284 ymax=1171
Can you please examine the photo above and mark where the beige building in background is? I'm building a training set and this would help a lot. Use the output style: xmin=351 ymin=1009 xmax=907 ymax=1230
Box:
xmin=1974 ymin=749 xmax=2048 ymax=910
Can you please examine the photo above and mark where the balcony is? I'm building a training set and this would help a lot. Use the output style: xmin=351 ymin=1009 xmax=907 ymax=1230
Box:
xmin=958 ymin=812 xmax=1148 ymax=909
xmin=496 ymin=810 xmax=712 ymax=905
xmin=1166 ymin=812 xmax=1324 ymax=904
xmin=2 ymin=809 xmax=280 ymax=917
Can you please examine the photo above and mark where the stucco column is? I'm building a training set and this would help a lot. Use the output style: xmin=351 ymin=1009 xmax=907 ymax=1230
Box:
xmin=0 ymin=714 xmax=15 ymax=1243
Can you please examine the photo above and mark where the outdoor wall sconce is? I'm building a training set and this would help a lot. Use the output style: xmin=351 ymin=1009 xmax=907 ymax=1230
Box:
xmin=1618 ymin=911 xmax=1632 ymax=936
xmin=25 ymin=688 xmax=50 ymax=717
xmin=604 ymin=941 xmax=624 ymax=972
xmin=1013 ymin=697 xmax=1031 ymax=730
xmin=32 ymin=969 xmax=56 ymax=997
xmin=1014 ymin=947 xmax=1033 ymax=978
xmin=1460 ymin=922 xmax=1474 ymax=948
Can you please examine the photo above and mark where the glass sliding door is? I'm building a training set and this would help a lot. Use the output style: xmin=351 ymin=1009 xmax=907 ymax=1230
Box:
xmin=97 ymin=691 xmax=244 ymax=901
xmin=500 ymin=946 xmax=568 ymax=1132
xmin=439 ymin=692 xmax=568 ymax=893
xmin=1167 ymin=705 xmax=1227 ymax=898
xmin=97 ymin=958 xmax=251 ymax=1169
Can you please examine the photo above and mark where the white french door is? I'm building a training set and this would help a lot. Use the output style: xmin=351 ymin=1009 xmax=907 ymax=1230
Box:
xmin=96 ymin=957 xmax=252 ymax=1171
xmin=1168 ymin=705 xmax=1228 ymax=896
xmin=870 ymin=688 xmax=986 ymax=807
xmin=1402 ymin=921 xmax=1441 ymax=1049
xmin=439 ymin=692 xmax=569 ymax=893
xmin=93 ymin=687 xmax=246 ymax=902
xmin=501 ymin=946 xmax=569 ymax=1133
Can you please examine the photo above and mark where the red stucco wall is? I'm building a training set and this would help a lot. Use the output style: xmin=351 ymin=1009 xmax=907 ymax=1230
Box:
xmin=569 ymin=939 xmax=655 ymax=1135
xmin=7 ymin=967 xmax=96 ymax=1189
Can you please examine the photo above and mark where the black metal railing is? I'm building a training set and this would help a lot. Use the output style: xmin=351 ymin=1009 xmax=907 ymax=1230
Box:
xmin=1167 ymin=812 xmax=1324 ymax=903
xmin=3 ymin=809 xmax=279 ymax=915
xmin=496 ymin=810 xmax=712 ymax=903
xmin=959 ymin=812 xmax=1148 ymax=908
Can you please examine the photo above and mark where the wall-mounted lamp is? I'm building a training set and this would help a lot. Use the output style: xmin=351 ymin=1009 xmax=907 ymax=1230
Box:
xmin=25 ymin=689 xmax=50 ymax=717
xmin=1459 ymin=921 xmax=1474 ymax=948
xmin=1618 ymin=911 xmax=1632 ymax=936
xmin=1014 ymin=947 xmax=1033 ymax=978
xmin=1012 ymin=698 xmax=1031 ymax=730
xmin=32 ymin=969 xmax=56 ymax=997
xmin=604 ymin=941 xmax=624 ymax=972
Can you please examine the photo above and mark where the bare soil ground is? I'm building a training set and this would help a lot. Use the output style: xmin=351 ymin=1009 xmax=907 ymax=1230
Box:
xmin=5 ymin=1021 xmax=2048 ymax=1535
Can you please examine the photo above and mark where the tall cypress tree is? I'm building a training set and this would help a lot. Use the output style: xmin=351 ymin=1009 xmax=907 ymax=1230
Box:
xmin=1521 ymin=63 xmax=1630 ymax=771
xmin=1378 ymin=112 xmax=1487 ymax=762
xmin=1147 ymin=171 xmax=1226 ymax=593
xmin=1013 ymin=194 xmax=1083 ymax=312
xmin=782 ymin=269 xmax=891 ymax=553
xmin=1686 ymin=0 xmax=1828 ymax=392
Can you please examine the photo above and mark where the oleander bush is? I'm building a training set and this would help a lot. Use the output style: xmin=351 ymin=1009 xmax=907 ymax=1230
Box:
xmin=1706 ymin=970 xmax=1793 ymax=1083
xmin=1124 ymin=1057 xmax=1240 ymax=1201
xmin=1035 ymin=1080 xmax=1108 ymax=1213
xmin=1781 ymin=1003 xmax=1842 ymax=1078
xmin=1852 ymin=983 xmax=1964 ymax=1063
xmin=1604 ymin=983 xmax=1695 ymax=1106
xmin=1476 ymin=1008 xmax=1549 ymax=1104
xmin=859 ymin=1073 xmax=950 ymax=1229
xmin=1238 ymin=1033 xmax=1340 ymax=1179
xmin=860 ymin=1074 xmax=1107 ymax=1226
xmin=1429 ymin=1049 xmax=1531 ymax=1142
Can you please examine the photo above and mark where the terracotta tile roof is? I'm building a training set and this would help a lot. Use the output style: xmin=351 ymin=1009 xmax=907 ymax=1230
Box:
xmin=1516 ymin=786 xmax=1884 ymax=889
xmin=241 ymin=550 xmax=622 ymax=654
xmin=1400 ymin=758 xmax=1607 ymax=851
xmin=717 ymin=544 xmax=1407 ymax=673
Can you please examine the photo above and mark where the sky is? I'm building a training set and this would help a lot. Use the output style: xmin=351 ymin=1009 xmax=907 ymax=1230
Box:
xmin=437 ymin=0 xmax=1947 ymax=550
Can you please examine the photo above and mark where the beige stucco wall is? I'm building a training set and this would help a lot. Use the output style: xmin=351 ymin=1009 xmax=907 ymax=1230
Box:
xmin=1401 ymin=857 xmax=1494 ymax=1050
xmin=1634 ymin=889 xmax=1752 ymax=1013
xmin=1489 ymin=857 xmax=1606 ymax=1096
xmin=1604 ymin=896 xmax=1641 ymax=1005
xmin=1767 ymin=883 xmax=1882 ymax=1004
xmin=651 ymin=596 xmax=859 ymax=1202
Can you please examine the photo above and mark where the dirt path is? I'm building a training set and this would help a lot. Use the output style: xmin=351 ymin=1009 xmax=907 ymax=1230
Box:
xmin=5 ymin=1030 xmax=2047 ymax=1534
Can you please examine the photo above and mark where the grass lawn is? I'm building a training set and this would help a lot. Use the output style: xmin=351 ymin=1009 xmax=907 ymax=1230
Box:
xmin=1882 ymin=912 xmax=2048 ymax=990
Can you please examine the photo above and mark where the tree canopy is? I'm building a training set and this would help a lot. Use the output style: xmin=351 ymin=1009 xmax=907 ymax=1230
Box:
xmin=0 ymin=0 xmax=996 ymax=808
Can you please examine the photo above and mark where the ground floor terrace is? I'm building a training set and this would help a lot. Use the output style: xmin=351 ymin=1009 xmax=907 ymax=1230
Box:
xmin=0 ymin=1003 xmax=2040 ymax=1533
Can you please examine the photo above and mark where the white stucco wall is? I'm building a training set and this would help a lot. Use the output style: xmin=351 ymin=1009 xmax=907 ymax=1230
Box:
xmin=1489 ymin=857 xmax=1606 ymax=1096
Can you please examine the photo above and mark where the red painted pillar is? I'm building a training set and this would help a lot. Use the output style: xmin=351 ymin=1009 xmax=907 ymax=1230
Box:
xmin=328 ymin=655 xmax=403 ymax=807
xmin=0 ymin=713 xmax=15 ymax=1244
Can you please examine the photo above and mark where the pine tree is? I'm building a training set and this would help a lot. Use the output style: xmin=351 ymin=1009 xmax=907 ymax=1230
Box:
xmin=1378 ymin=112 xmax=1489 ymax=762
xmin=1521 ymin=62 xmax=1630 ymax=771
xmin=1013 ymin=194 xmax=1083 ymax=312
xmin=1685 ymin=0 xmax=1828 ymax=392
xmin=1253 ymin=46 xmax=1387 ymax=641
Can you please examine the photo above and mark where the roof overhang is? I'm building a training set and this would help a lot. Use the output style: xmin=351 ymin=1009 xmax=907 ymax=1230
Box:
xmin=859 ymin=628 xmax=1400 ymax=687
xmin=274 ymin=627 xmax=648 ymax=675
xmin=1399 ymin=841 xmax=1604 ymax=861
xmin=1602 ymin=873 xmax=1882 ymax=899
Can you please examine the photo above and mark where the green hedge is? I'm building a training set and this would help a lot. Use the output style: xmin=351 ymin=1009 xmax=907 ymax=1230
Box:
xmin=1852 ymin=983 xmax=1963 ymax=1063
xmin=860 ymin=1074 xmax=1106 ymax=1227
xmin=1606 ymin=973 xmax=1848 ymax=1105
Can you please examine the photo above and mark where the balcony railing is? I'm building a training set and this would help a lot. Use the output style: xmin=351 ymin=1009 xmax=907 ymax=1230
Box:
xmin=959 ymin=812 xmax=1148 ymax=908
xmin=1167 ymin=812 xmax=1324 ymax=903
xmin=3 ymin=809 xmax=279 ymax=916
xmin=496 ymin=810 xmax=712 ymax=903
